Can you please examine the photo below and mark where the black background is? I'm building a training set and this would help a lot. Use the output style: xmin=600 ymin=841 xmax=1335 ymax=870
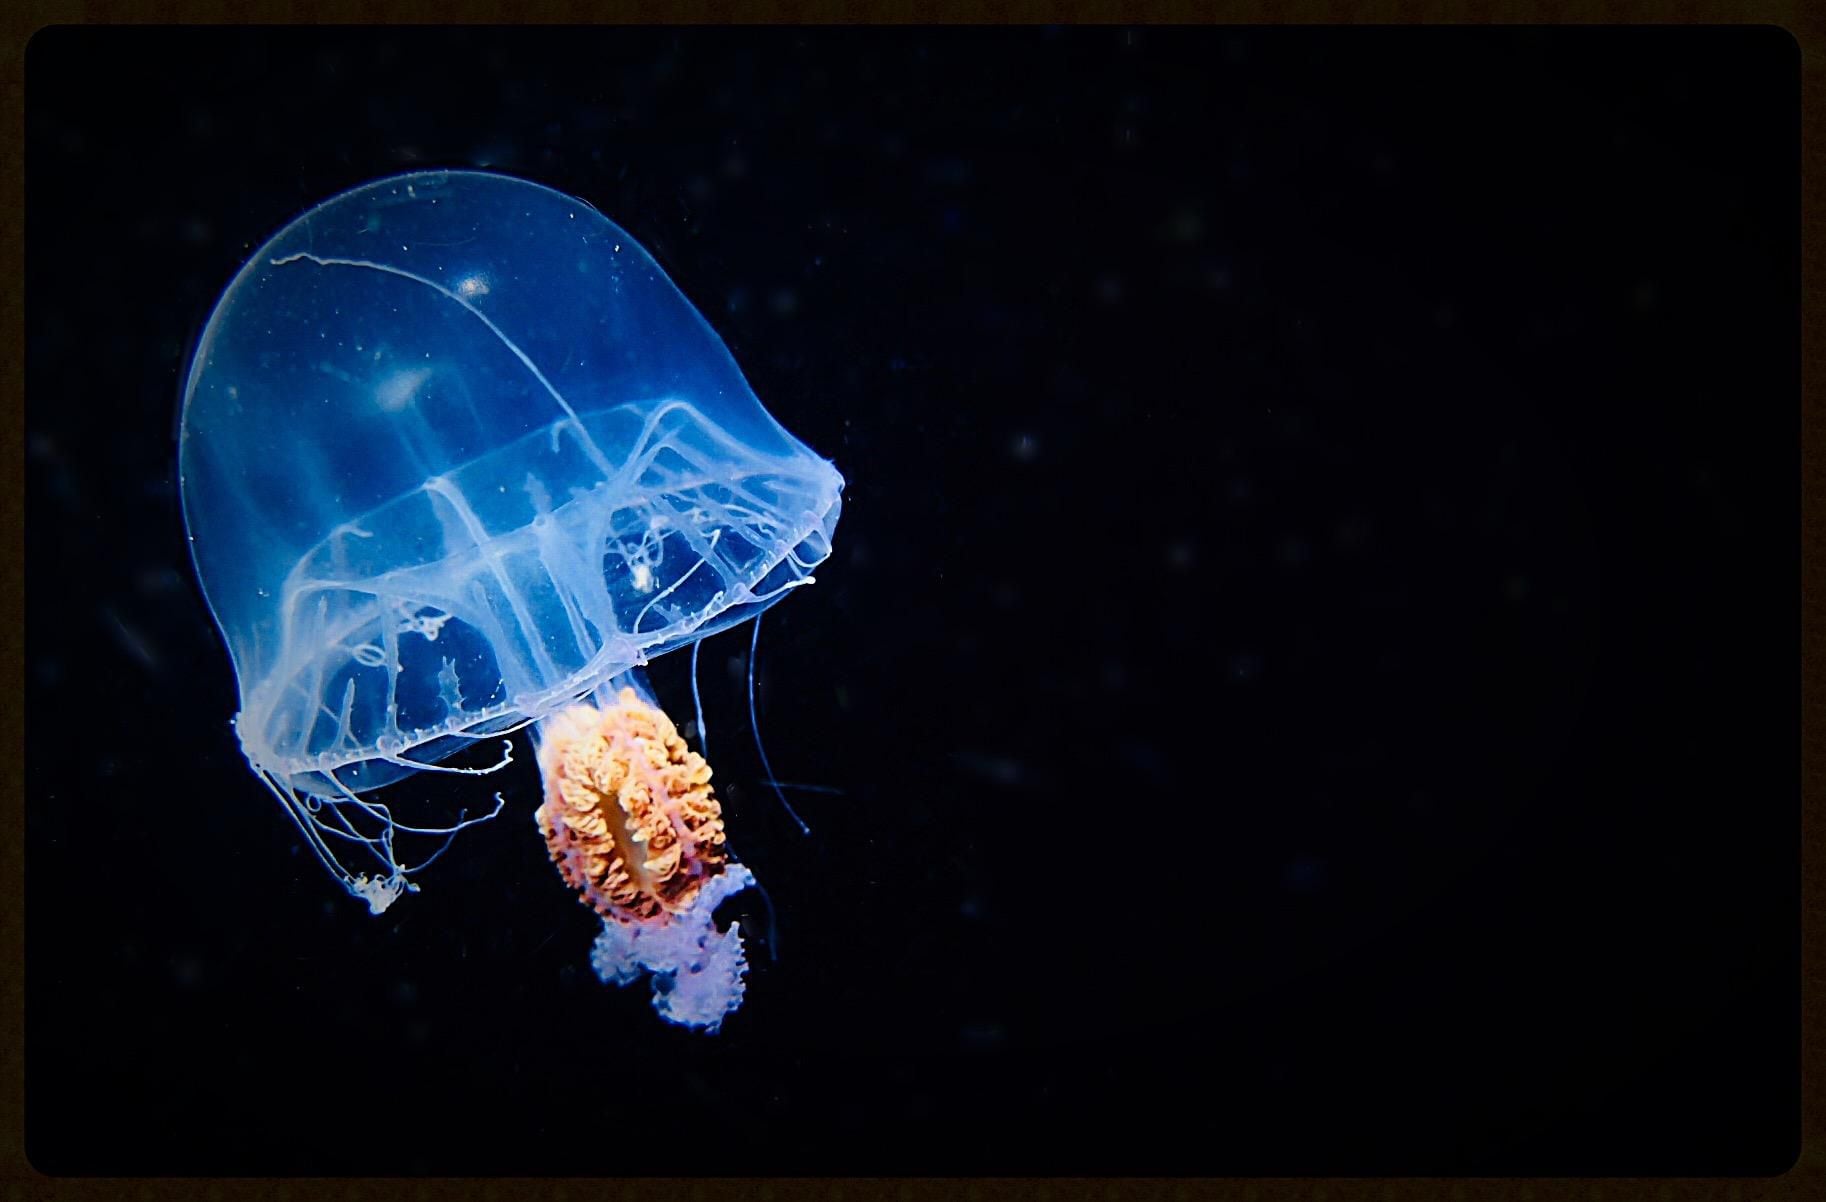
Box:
xmin=24 ymin=25 xmax=1797 ymax=1176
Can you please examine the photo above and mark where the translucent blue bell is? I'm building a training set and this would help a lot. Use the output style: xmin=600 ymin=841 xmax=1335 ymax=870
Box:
xmin=179 ymin=170 xmax=842 ymax=912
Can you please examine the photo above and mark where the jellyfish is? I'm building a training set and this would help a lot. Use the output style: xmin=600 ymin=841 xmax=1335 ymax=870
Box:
xmin=178 ymin=170 xmax=842 ymax=1029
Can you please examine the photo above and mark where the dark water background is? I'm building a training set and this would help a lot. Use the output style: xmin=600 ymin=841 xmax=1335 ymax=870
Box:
xmin=25 ymin=25 xmax=1796 ymax=1176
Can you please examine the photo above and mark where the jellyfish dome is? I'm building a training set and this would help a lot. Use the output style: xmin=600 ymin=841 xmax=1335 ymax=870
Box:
xmin=178 ymin=170 xmax=843 ymax=914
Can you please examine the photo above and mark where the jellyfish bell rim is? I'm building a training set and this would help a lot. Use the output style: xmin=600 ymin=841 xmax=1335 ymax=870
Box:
xmin=245 ymin=452 xmax=841 ymax=801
